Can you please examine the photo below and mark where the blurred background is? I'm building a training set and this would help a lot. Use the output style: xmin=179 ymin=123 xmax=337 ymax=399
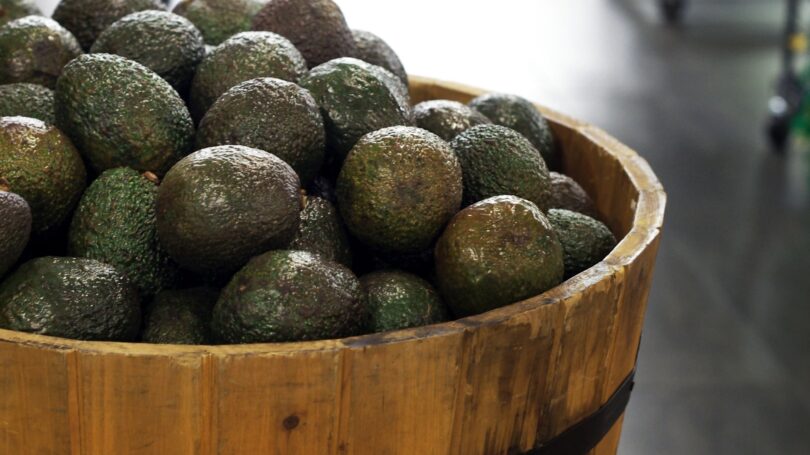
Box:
xmin=34 ymin=0 xmax=810 ymax=453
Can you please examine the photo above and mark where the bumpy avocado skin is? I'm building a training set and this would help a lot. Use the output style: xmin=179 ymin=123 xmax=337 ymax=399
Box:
xmin=251 ymin=0 xmax=355 ymax=68
xmin=0 ymin=190 xmax=31 ymax=277
xmin=55 ymin=53 xmax=195 ymax=175
xmin=547 ymin=209 xmax=617 ymax=278
xmin=52 ymin=0 xmax=163 ymax=50
xmin=361 ymin=270 xmax=447 ymax=333
xmin=0 ymin=0 xmax=41 ymax=26
xmin=189 ymin=31 xmax=307 ymax=121
xmin=336 ymin=126 xmax=462 ymax=255
xmin=300 ymin=57 xmax=413 ymax=166
xmin=0 ymin=257 xmax=141 ymax=340
xmin=173 ymin=0 xmax=264 ymax=45
xmin=351 ymin=30 xmax=408 ymax=86
xmin=142 ymin=287 xmax=218 ymax=344
xmin=213 ymin=250 xmax=366 ymax=343
xmin=435 ymin=195 xmax=564 ymax=316
xmin=0 ymin=16 xmax=83 ymax=89
xmin=289 ymin=196 xmax=352 ymax=267
xmin=0 ymin=117 xmax=86 ymax=234
xmin=156 ymin=145 xmax=301 ymax=278
xmin=548 ymin=172 xmax=598 ymax=218
xmin=0 ymin=83 xmax=55 ymax=124
xmin=68 ymin=168 xmax=179 ymax=298
xmin=414 ymin=99 xmax=491 ymax=141
xmin=196 ymin=77 xmax=325 ymax=184
xmin=90 ymin=11 xmax=205 ymax=96
xmin=469 ymin=93 xmax=559 ymax=169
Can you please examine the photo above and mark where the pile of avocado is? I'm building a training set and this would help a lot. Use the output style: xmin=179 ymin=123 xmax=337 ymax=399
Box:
xmin=0 ymin=0 xmax=617 ymax=345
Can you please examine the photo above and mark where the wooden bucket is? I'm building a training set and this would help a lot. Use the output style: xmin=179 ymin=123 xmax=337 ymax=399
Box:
xmin=0 ymin=77 xmax=666 ymax=455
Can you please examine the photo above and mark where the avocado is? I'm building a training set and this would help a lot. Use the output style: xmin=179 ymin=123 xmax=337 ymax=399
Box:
xmin=336 ymin=126 xmax=462 ymax=255
xmin=142 ymin=287 xmax=218 ymax=344
xmin=0 ymin=116 xmax=86 ymax=234
xmin=0 ymin=0 xmax=41 ymax=26
xmin=361 ymin=270 xmax=446 ymax=333
xmin=188 ymin=31 xmax=307 ymax=122
xmin=289 ymin=195 xmax=351 ymax=266
xmin=468 ymin=93 xmax=559 ymax=169
xmin=251 ymin=0 xmax=355 ymax=69
xmin=156 ymin=145 xmax=301 ymax=278
xmin=546 ymin=209 xmax=617 ymax=278
xmin=195 ymin=77 xmax=325 ymax=184
xmin=52 ymin=0 xmax=164 ymax=50
xmin=434 ymin=195 xmax=564 ymax=316
xmin=173 ymin=0 xmax=264 ymax=45
xmin=351 ymin=30 xmax=408 ymax=86
xmin=55 ymin=53 xmax=195 ymax=175
xmin=212 ymin=250 xmax=365 ymax=343
xmin=548 ymin=171 xmax=598 ymax=218
xmin=0 ymin=16 xmax=83 ymax=89
xmin=68 ymin=167 xmax=179 ymax=298
xmin=0 ymin=186 xmax=31 ymax=277
xmin=90 ymin=11 xmax=205 ymax=96
xmin=414 ymin=99 xmax=491 ymax=141
xmin=300 ymin=57 xmax=413 ymax=167
xmin=0 ymin=257 xmax=141 ymax=340
xmin=0 ymin=83 xmax=55 ymax=124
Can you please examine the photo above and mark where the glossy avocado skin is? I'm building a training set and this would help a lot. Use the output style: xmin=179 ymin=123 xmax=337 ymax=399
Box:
xmin=435 ymin=195 xmax=564 ymax=316
xmin=0 ymin=116 xmax=86 ymax=234
xmin=289 ymin=196 xmax=352 ymax=267
xmin=55 ymin=54 xmax=195 ymax=175
xmin=547 ymin=209 xmax=617 ymax=278
xmin=156 ymin=145 xmax=301 ymax=278
xmin=451 ymin=124 xmax=552 ymax=210
xmin=351 ymin=30 xmax=408 ymax=86
xmin=0 ymin=16 xmax=83 ymax=89
xmin=68 ymin=168 xmax=179 ymax=298
xmin=212 ymin=250 xmax=366 ymax=343
xmin=0 ymin=0 xmax=42 ymax=26
xmin=173 ymin=0 xmax=264 ymax=45
xmin=414 ymin=99 xmax=491 ymax=141
xmin=90 ymin=11 xmax=206 ymax=96
xmin=142 ymin=287 xmax=219 ymax=344
xmin=0 ymin=190 xmax=31 ymax=277
xmin=548 ymin=172 xmax=598 ymax=218
xmin=0 ymin=83 xmax=55 ymax=124
xmin=52 ymin=0 xmax=163 ymax=50
xmin=337 ymin=126 xmax=463 ymax=255
xmin=196 ymin=77 xmax=325 ymax=184
xmin=469 ymin=93 xmax=559 ymax=169
xmin=251 ymin=0 xmax=356 ymax=68
xmin=0 ymin=257 xmax=141 ymax=340
xmin=189 ymin=31 xmax=307 ymax=122
xmin=361 ymin=270 xmax=447 ymax=333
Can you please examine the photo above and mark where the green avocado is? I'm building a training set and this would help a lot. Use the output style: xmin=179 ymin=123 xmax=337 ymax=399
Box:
xmin=195 ymin=77 xmax=325 ymax=184
xmin=361 ymin=270 xmax=447 ymax=333
xmin=546 ymin=209 xmax=617 ymax=278
xmin=351 ymin=30 xmax=408 ymax=86
xmin=251 ymin=0 xmax=356 ymax=69
xmin=414 ymin=99 xmax=491 ymax=141
xmin=289 ymin=195 xmax=352 ymax=267
xmin=0 ymin=257 xmax=141 ymax=340
xmin=336 ymin=126 xmax=462 ymax=255
xmin=0 ymin=187 xmax=31 ymax=277
xmin=0 ymin=16 xmax=83 ymax=89
xmin=173 ymin=0 xmax=264 ymax=45
xmin=212 ymin=250 xmax=366 ymax=343
xmin=0 ymin=0 xmax=42 ymax=26
xmin=52 ymin=0 xmax=164 ymax=50
xmin=156 ymin=145 xmax=301 ymax=278
xmin=0 ymin=83 xmax=55 ymax=124
xmin=189 ymin=31 xmax=307 ymax=122
xmin=435 ymin=195 xmax=564 ymax=316
xmin=55 ymin=53 xmax=195 ymax=175
xmin=68 ymin=167 xmax=179 ymax=298
xmin=548 ymin=171 xmax=598 ymax=218
xmin=142 ymin=287 xmax=218 ymax=344
xmin=0 ymin=116 xmax=86 ymax=234
xmin=90 ymin=11 xmax=205 ymax=96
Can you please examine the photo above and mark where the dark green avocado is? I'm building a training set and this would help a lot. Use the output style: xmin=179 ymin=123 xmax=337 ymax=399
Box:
xmin=435 ymin=195 xmax=564 ymax=316
xmin=289 ymin=195 xmax=351 ymax=266
xmin=414 ymin=99 xmax=491 ymax=141
xmin=548 ymin=171 xmax=598 ymax=218
xmin=0 ymin=0 xmax=42 ymax=26
xmin=173 ymin=0 xmax=264 ymax=45
xmin=195 ymin=77 xmax=325 ymax=184
xmin=0 ymin=83 xmax=55 ymax=124
xmin=361 ymin=270 xmax=447 ymax=333
xmin=546 ymin=208 xmax=617 ymax=278
xmin=212 ymin=250 xmax=366 ymax=343
xmin=55 ymin=53 xmax=195 ymax=175
xmin=90 ymin=10 xmax=205 ymax=96
xmin=52 ymin=0 xmax=164 ymax=50
xmin=351 ymin=30 xmax=407 ymax=86
xmin=0 ymin=186 xmax=31 ymax=277
xmin=0 ymin=16 xmax=83 ymax=88
xmin=142 ymin=287 xmax=218 ymax=344
xmin=0 ymin=256 xmax=141 ymax=340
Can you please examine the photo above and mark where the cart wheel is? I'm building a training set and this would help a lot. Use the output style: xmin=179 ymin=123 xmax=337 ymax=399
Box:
xmin=661 ymin=0 xmax=686 ymax=25
xmin=767 ymin=114 xmax=790 ymax=153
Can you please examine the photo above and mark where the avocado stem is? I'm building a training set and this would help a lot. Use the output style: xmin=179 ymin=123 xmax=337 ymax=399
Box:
xmin=0 ymin=178 xmax=10 ymax=192
xmin=142 ymin=171 xmax=160 ymax=185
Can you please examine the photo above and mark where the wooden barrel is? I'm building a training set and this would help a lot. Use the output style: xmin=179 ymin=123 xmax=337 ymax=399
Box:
xmin=0 ymin=77 xmax=666 ymax=455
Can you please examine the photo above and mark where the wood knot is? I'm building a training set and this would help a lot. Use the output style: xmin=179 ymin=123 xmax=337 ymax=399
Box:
xmin=282 ymin=414 xmax=300 ymax=430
